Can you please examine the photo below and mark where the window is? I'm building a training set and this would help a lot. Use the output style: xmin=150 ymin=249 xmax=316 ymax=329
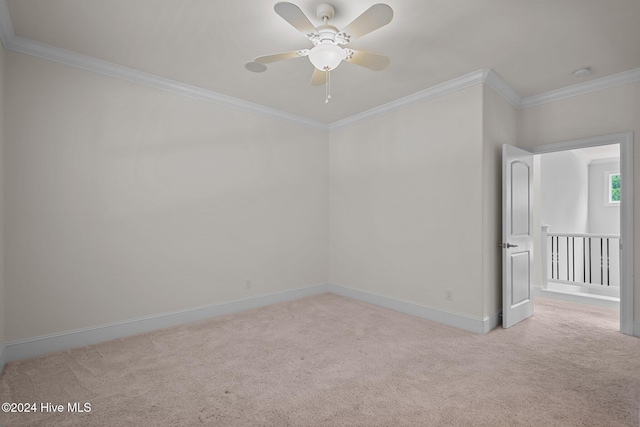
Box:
xmin=606 ymin=171 xmax=620 ymax=205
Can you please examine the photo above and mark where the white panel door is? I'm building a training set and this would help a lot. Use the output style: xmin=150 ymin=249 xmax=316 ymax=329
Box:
xmin=502 ymin=144 xmax=534 ymax=328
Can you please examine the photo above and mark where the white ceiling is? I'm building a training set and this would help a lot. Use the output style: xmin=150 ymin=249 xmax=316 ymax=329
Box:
xmin=4 ymin=0 xmax=640 ymax=124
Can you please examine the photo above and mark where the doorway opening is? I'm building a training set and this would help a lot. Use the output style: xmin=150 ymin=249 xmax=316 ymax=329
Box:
xmin=528 ymin=132 xmax=633 ymax=335
xmin=535 ymin=145 xmax=620 ymax=311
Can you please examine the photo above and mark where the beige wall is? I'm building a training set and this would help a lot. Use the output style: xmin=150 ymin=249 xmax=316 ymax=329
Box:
xmin=482 ymin=86 xmax=518 ymax=318
xmin=3 ymin=44 xmax=638 ymax=345
xmin=329 ymin=85 xmax=486 ymax=319
xmin=518 ymin=81 xmax=640 ymax=322
xmin=4 ymin=52 xmax=329 ymax=341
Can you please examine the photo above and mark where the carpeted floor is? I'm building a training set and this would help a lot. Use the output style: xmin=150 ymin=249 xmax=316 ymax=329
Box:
xmin=0 ymin=293 xmax=638 ymax=426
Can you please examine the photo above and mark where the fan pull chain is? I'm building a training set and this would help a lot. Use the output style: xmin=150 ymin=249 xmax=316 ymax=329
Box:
xmin=325 ymin=69 xmax=331 ymax=104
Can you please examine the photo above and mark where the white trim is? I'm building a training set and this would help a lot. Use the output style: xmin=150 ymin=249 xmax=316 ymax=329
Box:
xmin=0 ymin=16 xmax=513 ymax=132
xmin=328 ymin=69 xmax=521 ymax=131
xmin=0 ymin=7 xmax=528 ymax=130
xmin=326 ymin=284 xmax=501 ymax=334
xmin=534 ymin=287 xmax=619 ymax=310
xmin=618 ymin=135 xmax=634 ymax=336
xmin=484 ymin=69 xmax=522 ymax=108
xmin=520 ymin=68 xmax=640 ymax=109
xmin=0 ymin=345 xmax=6 ymax=372
xmin=589 ymin=157 xmax=620 ymax=166
xmin=2 ymin=0 xmax=640 ymax=123
xmin=546 ymin=232 xmax=619 ymax=239
xmin=529 ymin=132 xmax=634 ymax=336
xmin=0 ymin=6 xmax=494 ymax=133
xmin=0 ymin=25 xmax=503 ymax=133
xmin=2 ymin=284 xmax=502 ymax=364
xmin=526 ymin=133 xmax=631 ymax=154
xmin=0 ymin=2 xmax=512 ymax=132
xmin=329 ymin=69 xmax=487 ymax=130
xmin=545 ymin=280 xmax=620 ymax=296
xmin=0 ymin=1 xmax=327 ymax=131
xmin=3 ymin=284 xmax=331 ymax=363
xmin=4 ymin=36 xmax=328 ymax=132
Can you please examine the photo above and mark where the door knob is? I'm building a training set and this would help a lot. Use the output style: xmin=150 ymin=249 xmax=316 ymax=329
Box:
xmin=499 ymin=243 xmax=518 ymax=248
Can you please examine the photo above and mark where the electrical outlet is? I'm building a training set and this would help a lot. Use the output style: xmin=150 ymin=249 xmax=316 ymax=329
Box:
xmin=245 ymin=279 xmax=252 ymax=290
xmin=445 ymin=290 xmax=453 ymax=301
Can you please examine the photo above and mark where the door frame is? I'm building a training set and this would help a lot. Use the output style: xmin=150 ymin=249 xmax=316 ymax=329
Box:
xmin=527 ymin=132 xmax=633 ymax=335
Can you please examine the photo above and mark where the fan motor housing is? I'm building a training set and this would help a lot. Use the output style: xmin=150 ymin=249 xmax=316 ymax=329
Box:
xmin=316 ymin=3 xmax=335 ymax=21
xmin=316 ymin=24 xmax=338 ymax=43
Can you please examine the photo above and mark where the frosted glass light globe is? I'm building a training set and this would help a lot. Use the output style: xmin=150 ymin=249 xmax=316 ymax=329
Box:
xmin=309 ymin=43 xmax=343 ymax=71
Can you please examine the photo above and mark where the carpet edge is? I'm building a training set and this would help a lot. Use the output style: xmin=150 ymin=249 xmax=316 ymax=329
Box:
xmin=3 ymin=284 xmax=332 ymax=364
xmin=326 ymin=284 xmax=500 ymax=334
xmin=3 ymin=283 xmax=504 ymax=366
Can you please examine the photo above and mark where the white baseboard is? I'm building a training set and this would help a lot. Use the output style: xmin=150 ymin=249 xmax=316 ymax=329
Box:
xmin=0 ymin=345 xmax=6 ymax=372
xmin=535 ymin=287 xmax=620 ymax=309
xmin=3 ymin=284 xmax=331 ymax=364
xmin=483 ymin=310 xmax=503 ymax=333
xmin=326 ymin=284 xmax=500 ymax=334
xmin=2 ymin=283 xmax=501 ymax=366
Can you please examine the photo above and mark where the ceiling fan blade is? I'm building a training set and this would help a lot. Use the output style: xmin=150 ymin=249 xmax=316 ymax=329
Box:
xmin=340 ymin=4 xmax=393 ymax=40
xmin=310 ymin=69 xmax=326 ymax=86
xmin=255 ymin=51 xmax=305 ymax=64
xmin=274 ymin=2 xmax=319 ymax=37
xmin=345 ymin=50 xmax=390 ymax=71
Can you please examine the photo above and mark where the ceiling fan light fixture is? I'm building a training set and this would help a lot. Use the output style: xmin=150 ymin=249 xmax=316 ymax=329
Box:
xmin=253 ymin=2 xmax=394 ymax=102
xmin=309 ymin=43 xmax=343 ymax=71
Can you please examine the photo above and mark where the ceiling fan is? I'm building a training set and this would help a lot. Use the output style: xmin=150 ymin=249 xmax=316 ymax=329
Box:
xmin=253 ymin=2 xmax=394 ymax=102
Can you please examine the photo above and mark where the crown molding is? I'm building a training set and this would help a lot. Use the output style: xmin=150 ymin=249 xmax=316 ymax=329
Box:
xmin=7 ymin=36 xmax=328 ymax=131
xmin=329 ymin=69 xmax=522 ymax=130
xmin=0 ymin=1 xmax=328 ymax=132
xmin=1 ymin=0 xmax=639 ymax=128
xmin=484 ymin=69 xmax=522 ymax=108
xmin=520 ymin=68 xmax=640 ymax=109
xmin=329 ymin=69 xmax=487 ymax=131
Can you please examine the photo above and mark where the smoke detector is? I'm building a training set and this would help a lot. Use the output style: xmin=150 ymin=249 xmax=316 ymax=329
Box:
xmin=573 ymin=67 xmax=592 ymax=78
